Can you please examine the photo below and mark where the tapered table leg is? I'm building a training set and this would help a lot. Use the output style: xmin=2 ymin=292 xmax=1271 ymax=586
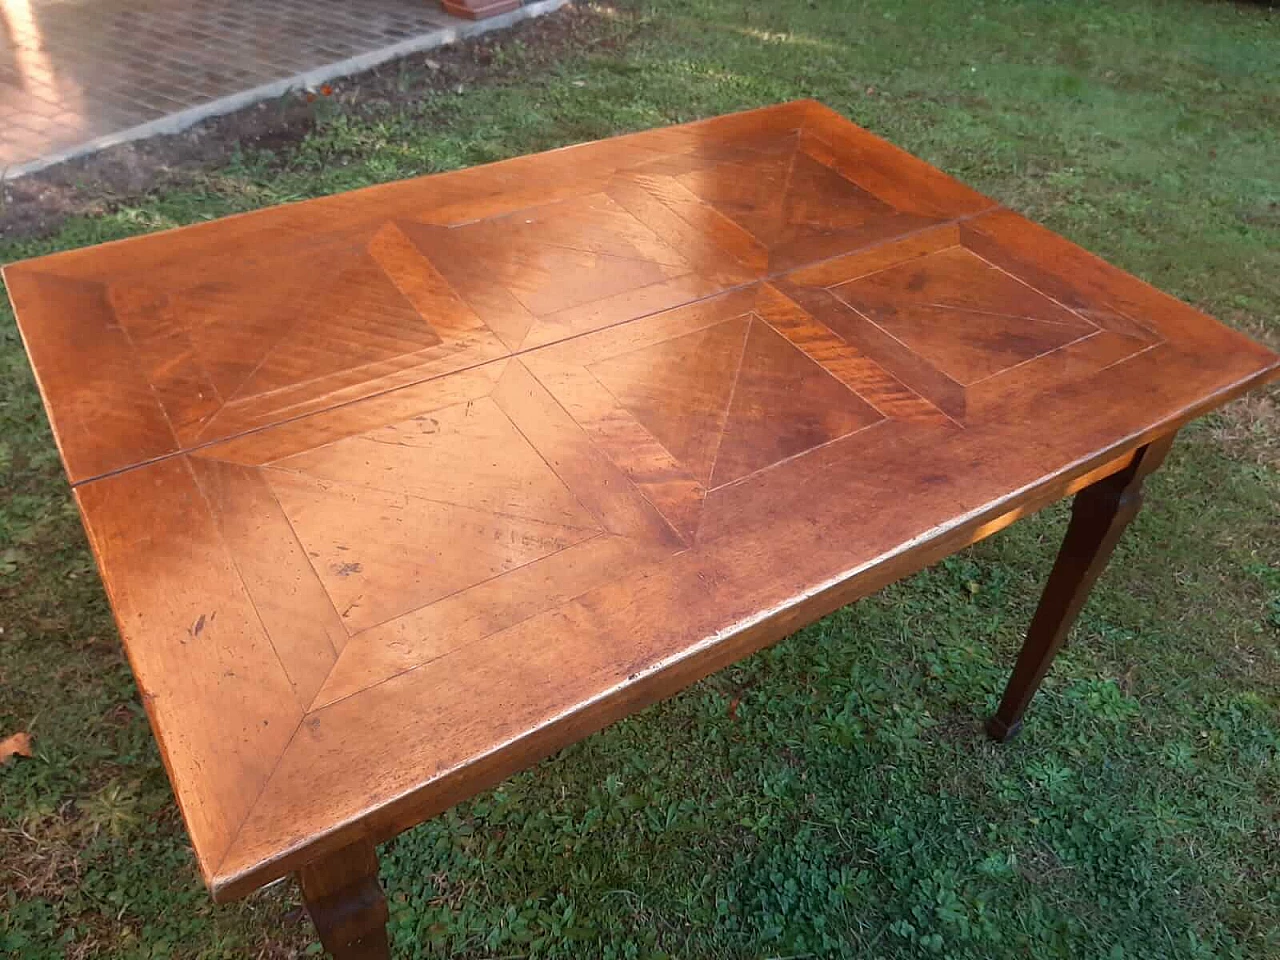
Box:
xmin=298 ymin=839 xmax=391 ymax=959
xmin=987 ymin=433 xmax=1177 ymax=742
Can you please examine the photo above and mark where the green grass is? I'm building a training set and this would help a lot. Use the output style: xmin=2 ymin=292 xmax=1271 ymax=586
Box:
xmin=2 ymin=0 xmax=1278 ymax=957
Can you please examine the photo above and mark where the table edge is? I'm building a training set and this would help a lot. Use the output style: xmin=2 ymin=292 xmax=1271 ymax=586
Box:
xmin=205 ymin=354 xmax=1277 ymax=901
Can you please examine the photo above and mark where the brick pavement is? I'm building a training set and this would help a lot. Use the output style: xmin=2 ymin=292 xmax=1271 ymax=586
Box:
xmin=0 ymin=0 xmax=562 ymax=177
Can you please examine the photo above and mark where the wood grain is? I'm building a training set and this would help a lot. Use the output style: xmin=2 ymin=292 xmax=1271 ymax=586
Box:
xmin=73 ymin=458 xmax=303 ymax=883
xmin=6 ymin=102 xmax=1277 ymax=941
xmin=298 ymin=839 xmax=390 ymax=960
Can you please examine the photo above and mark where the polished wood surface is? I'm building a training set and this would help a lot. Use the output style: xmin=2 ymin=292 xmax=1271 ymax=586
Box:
xmin=4 ymin=101 xmax=989 ymax=485
xmin=5 ymin=102 xmax=1278 ymax=929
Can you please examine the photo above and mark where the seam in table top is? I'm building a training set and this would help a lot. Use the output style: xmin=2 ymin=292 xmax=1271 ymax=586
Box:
xmin=59 ymin=205 xmax=998 ymax=491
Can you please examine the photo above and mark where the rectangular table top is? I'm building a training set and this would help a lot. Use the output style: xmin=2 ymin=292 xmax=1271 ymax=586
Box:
xmin=5 ymin=100 xmax=1277 ymax=901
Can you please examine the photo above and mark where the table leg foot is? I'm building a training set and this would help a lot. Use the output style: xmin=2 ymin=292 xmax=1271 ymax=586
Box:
xmin=984 ymin=715 xmax=1022 ymax=743
xmin=298 ymin=839 xmax=391 ymax=960
xmin=987 ymin=433 xmax=1176 ymax=742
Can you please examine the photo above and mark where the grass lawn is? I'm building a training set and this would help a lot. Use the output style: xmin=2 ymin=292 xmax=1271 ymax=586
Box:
xmin=2 ymin=0 xmax=1279 ymax=956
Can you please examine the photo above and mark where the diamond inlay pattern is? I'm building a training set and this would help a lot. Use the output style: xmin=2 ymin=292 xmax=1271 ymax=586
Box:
xmin=261 ymin=396 xmax=602 ymax=636
xmin=7 ymin=106 xmax=985 ymax=485
xmin=590 ymin=313 xmax=881 ymax=490
xmin=832 ymin=246 xmax=1097 ymax=384
xmin=11 ymin=103 xmax=1270 ymax=909
xmin=774 ymin=223 xmax=1165 ymax=423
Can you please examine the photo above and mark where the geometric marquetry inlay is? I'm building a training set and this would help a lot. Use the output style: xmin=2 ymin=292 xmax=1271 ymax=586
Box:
xmin=5 ymin=102 xmax=992 ymax=484
xmin=187 ymin=360 xmax=685 ymax=716
xmin=5 ymin=100 xmax=1276 ymax=909
xmin=677 ymin=146 xmax=934 ymax=272
xmin=833 ymin=245 xmax=1098 ymax=384
xmin=589 ymin=312 xmax=882 ymax=489
xmin=773 ymin=223 xmax=1166 ymax=423
xmin=267 ymin=398 xmax=602 ymax=633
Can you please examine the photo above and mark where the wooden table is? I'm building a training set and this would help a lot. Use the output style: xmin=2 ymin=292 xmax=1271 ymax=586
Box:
xmin=5 ymin=101 xmax=1276 ymax=958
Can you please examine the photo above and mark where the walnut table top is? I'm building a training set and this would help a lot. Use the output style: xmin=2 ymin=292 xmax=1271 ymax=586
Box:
xmin=5 ymin=101 xmax=1277 ymax=916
